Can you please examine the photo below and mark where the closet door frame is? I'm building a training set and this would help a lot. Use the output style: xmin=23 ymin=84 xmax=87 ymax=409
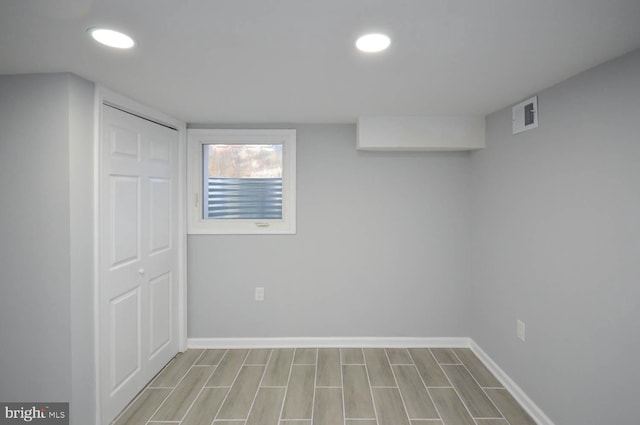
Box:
xmin=93 ymin=86 xmax=188 ymax=424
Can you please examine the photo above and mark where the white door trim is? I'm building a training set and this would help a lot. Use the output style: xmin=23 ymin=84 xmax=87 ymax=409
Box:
xmin=93 ymin=85 xmax=187 ymax=425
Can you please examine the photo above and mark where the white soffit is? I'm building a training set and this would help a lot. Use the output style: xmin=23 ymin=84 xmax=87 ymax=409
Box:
xmin=357 ymin=116 xmax=486 ymax=151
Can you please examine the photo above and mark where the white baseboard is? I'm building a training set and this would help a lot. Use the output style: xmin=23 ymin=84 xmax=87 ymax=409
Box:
xmin=188 ymin=336 xmax=471 ymax=349
xmin=187 ymin=336 xmax=553 ymax=425
xmin=469 ymin=340 xmax=555 ymax=425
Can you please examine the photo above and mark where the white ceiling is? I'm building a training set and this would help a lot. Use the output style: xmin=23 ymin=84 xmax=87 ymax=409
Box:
xmin=2 ymin=0 xmax=640 ymax=123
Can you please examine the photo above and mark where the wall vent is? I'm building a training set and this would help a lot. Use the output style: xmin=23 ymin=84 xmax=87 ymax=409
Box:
xmin=512 ymin=96 xmax=538 ymax=134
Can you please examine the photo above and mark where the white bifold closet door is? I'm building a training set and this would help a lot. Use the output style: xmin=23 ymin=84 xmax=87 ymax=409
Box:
xmin=99 ymin=104 xmax=179 ymax=424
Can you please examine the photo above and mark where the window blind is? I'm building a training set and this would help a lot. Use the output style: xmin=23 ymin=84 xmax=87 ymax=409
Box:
xmin=206 ymin=177 xmax=283 ymax=219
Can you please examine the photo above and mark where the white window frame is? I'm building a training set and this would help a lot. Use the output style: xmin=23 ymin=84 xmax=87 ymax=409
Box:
xmin=187 ymin=129 xmax=296 ymax=234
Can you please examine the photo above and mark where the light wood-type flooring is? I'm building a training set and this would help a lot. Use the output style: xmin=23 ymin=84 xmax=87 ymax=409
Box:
xmin=113 ymin=348 xmax=536 ymax=425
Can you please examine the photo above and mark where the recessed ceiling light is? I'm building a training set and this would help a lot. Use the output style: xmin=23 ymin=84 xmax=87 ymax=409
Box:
xmin=88 ymin=28 xmax=135 ymax=49
xmin=355 ymin=33 xmax=391 ymax=53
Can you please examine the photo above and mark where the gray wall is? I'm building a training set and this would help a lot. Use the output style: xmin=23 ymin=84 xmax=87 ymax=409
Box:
xmin=188 ymin=124 xmax=472 ymax=338
xmin=0 ymin=73 xmax=95 ymax=424
xmin=470 ymin=49 xmax=640 ymax=425
xmin=68 ymin=75 xmax=96 ymax=425
xmin=0 ymin=74 xmax=72 ymax=401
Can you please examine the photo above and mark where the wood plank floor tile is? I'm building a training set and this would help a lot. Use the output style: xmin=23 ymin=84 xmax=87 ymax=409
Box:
xmin=216 ymin=366 xmax=265 ymax=420
xmin=262 ymin=349 xmax=294 ymax=386
xmin=282 ymin=365 xmax=315 ymax=420
xmin=316 ymin=348 xmax=341 ymax=387
xmin=429 ymin=387 xmax=475 ymax=425
xmin=408 ymin=348 xmax=450 ymax=387
xmin=293 ymin=348 xmax=317 ymax=365
xmin=442 ymin=365 xmax=501 ymax=418
xmin=364 ymin=348 xmax=395 ymax=387
xmin=453 ymin=349 xmax=502 ymax=387
xmin=430 ymin=348 xmax=460 ymax=365
xmin=196 ymin=349 xmax=227 ymax=366
xmin=312 ymin=388 xmax=343 ymax=425
xmin=152 ymin=366 xmax=214 ymax=421
xmin=343 ymin=365 xmax=376 ymax=419
xmin=206 ymin=349 xmax=249 ymax=387
xmin=341 ymin=348 xmax=365 ymax=364
xmin=393 ymin=365 xmax=439 ymax=419
xmin=246 ymin=349 xmax=272 ymax=365
xmin=150 ymin=349 xmax=204 ymax=387
xmin=113 ymin=388 xmax=171 ymax=425
xmin=372 ymin=387 xmax=410 ymax=425
xmin=485 ymin=388 xmax=536 ymax=425
xmin=246 ymin=387 xmax=286 ymax=425
xmin=117 ymin=346 xmax=534 ymax=425
xmin=386 ymin=348 xmax=413 ymax=364
xmin=181 ymin=387 xmax=228 ymax=425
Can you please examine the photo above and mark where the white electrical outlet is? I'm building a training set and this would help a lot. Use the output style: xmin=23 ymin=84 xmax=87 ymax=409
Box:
xmin=255 ymin=287 xmax=264 ymax=301
xmin=517 ymin=319 xmax=526 ymax=342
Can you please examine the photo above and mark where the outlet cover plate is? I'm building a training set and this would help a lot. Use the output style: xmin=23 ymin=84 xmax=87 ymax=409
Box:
xmin=517 ymin=319 xmax=526 ymax=342
xmin=255 ymin=287 xmax=264 ymax=301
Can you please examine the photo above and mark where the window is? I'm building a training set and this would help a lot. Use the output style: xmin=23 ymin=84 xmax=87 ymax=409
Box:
xmin=187 ymin=129 xmax=296 ymax=234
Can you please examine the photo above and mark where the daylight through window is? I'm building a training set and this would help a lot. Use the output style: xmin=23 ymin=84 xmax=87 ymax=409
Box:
xmin=203 ymin=144 xmax=283 ymax=219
